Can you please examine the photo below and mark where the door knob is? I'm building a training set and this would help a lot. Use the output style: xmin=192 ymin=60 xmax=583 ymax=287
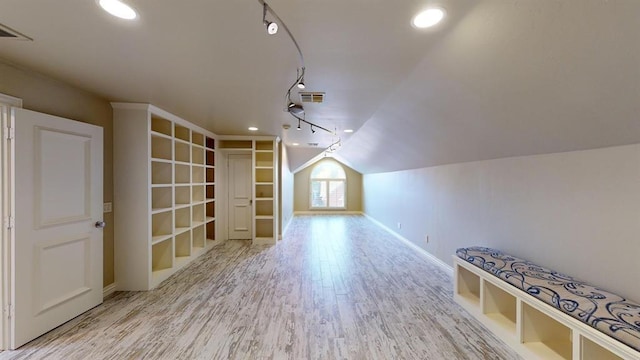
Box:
xmin=95 ymin=221 xmax=106 ymax=229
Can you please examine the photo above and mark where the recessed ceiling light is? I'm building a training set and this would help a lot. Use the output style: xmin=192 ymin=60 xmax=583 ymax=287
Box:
xmin=248 ymin=127 xmax=259 ymax=131
xmin=98 ymin=0 xmax=137 ymax=20
xmin=344 ymin=129 xmax=354 ymax=133
xmin=292 ymin=143 xmax=299 ymax=146
xmin=412 ymin=8 xmax=445 ymax=28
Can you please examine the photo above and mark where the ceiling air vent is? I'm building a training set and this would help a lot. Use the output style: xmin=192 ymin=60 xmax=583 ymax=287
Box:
xmin=0 ymin=23 xmax=33 ymax=41
xmin=307 ymin=143 xmax=319 ymax=147
xmin=299 ymin=92 xmax=325 ymax=103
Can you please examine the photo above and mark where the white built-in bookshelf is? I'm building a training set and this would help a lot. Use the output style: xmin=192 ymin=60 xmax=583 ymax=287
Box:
xmin=254 ymin=140 xmax=277 ymax=244
xmin=113 ymin=103 xmax=219 ymax=291
xmin=218 ymin=138 xmax=279 ymax=245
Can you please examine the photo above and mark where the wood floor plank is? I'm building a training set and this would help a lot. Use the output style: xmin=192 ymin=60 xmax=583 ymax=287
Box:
xmin=0 ymin=215 xmax=520 ymax=359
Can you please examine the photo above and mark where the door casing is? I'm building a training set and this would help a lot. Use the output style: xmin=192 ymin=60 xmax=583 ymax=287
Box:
xmin=0 ymin=93 xmax=23 ymax=351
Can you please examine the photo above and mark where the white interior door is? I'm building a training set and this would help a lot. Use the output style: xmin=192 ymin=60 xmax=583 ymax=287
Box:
xmin=10 ymin=108 xmax=103 ymax=349
xmin=228 ymin=154 xmax=252 ymax=239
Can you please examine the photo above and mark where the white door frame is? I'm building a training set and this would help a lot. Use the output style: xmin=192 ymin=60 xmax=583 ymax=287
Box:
xmin=0 ymin=92 xmax=23 ymax=351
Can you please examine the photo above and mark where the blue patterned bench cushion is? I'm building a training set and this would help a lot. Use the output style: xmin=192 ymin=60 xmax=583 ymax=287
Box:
xmin=456 ymin=246 xmax=640 ymax=352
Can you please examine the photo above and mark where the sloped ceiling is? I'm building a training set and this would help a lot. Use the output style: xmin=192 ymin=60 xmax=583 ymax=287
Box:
xmin=338 ymin=0 xmax=640 ymax=173
xmin=0 ymin=1 xmax=639 ymax=174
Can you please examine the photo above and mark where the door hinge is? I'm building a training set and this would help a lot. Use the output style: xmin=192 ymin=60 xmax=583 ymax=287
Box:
xmin=4 ymin=216 xmax=14 ymax=230
xmin=5 ymin=125 xmax=14 ymax=140
xmin=4 ymin=304 xmax=13 ymax=319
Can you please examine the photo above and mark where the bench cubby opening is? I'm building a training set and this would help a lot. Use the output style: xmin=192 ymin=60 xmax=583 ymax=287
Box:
xmin=521 ymin=301 xmax=573 ymax=360
xmin=456 ymin=265 xmax=480 ymax=306
xmin=581 ymin=337 xmax=624 ymax=360
xmin=482 ymin=281 xmax=517 ymax=334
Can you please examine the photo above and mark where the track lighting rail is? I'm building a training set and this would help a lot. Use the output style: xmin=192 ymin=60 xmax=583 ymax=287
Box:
xmin=258 ymin=0 xmax=304 ymax=66
xmin=258 ymin=0 xmax=335 ymax=137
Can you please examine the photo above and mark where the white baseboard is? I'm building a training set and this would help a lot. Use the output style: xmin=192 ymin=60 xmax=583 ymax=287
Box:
xmin=253 ymin=238 xmax=277 ymax=246
xmin=363 ymin=214 xmax=453 ymax=275
xmin=294 ymin=211 xmax=363 ymax=215
xmin=103 ymin=282 xmax=117 ymax=298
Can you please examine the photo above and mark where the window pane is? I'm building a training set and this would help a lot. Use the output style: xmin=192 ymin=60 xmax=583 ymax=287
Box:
xmin=311 ymin=180 xmax=327 ymax=208
xmin=329 ymin=180 xmax=345 ymax=208
xmin=310 ymin=161 xmax=346 ymax=179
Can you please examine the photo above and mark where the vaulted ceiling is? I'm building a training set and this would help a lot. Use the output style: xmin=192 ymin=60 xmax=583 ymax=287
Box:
xmin=1 ymin=0 xmax=639 ymax=173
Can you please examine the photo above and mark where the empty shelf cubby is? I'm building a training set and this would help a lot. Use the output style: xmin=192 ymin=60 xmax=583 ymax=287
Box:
xmin=152 ymin=186 xmax=172 ymax=212
xmin=192 ymin=132 xmax=204 ymax=146
xmin=174 ymin=124 xmax=190 ymax=142
xmin=151 ymin=117 xmax=172 ymax=136
xmin=456 ymin=265 xmax=481 ymax=306
xmin=175 ymin=231 xmax=191 ymax=258
xmin=151 ymin=135 xmax=172 ymax=160
xmin=175 ymin=185 xmax=191 ymax=206
xmin=192 ymin=146 xmax=204 ymax=164
xmin=580 ymin=337 xmax=623 ymax=360
xmin=255 ymin=199 xmax=273 ymax=216
xmin=521 ymin=302 xmax=573 ymax=360
xmin=151 ymin=161 xmax=172 ymax=185
xmin=192 ymin=166 xmax=205 ymax=184
xmin=192 ymin=225 xmax=205 ymax=249
xmin=151 ymin=238 xmax=173 ymax=272
xmin=175 ymin=142 xmax=190 ymax=163
xmin=255 ymin=168 xmax=273 ymax=183
xmin=175 ymin=163 xmax=190 ymax=184
xmin=482 ymin=281 xmax=517 ymax=334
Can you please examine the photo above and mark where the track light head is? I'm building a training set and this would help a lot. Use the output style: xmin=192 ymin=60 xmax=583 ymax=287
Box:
xmin=288 ymin=104 xmax=304 ymax=116
xmin=311 ymin=126 xmax=316 ymax=134
xmin=262 ymin=3 xmax=278 ymax=35
xmin=288 ymin=102 xmax=296 ymax=108
xmin=297 ymin=77 xmax=305 ymax=89
xmin=265 ymin=21 xmax=278 ymax=35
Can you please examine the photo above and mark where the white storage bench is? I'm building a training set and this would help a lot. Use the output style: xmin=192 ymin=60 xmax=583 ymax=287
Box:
xmin=453 ymin=246 xmax=640 ymax=360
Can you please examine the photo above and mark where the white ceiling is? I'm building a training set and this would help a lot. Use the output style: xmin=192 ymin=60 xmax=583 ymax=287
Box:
xmin=1 ymin=0 xmax=639 ymax=174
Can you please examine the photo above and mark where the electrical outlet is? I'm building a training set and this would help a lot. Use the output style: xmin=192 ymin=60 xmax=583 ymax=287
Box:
xmin=397 ymin=222 xmax=402 ymax=230
xmin=103 ymin=202 xmax=113 ymax=213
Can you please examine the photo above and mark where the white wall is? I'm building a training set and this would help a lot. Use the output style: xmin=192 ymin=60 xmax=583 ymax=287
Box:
xmin=281 ymin=145 xmax=295 ymax=235
xmin=363 ymin=144 xmax=640 ymax=302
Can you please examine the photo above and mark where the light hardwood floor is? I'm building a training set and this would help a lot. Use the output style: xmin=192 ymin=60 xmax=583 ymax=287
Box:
xmin=0 ymin=215 xmax=520 ymax=359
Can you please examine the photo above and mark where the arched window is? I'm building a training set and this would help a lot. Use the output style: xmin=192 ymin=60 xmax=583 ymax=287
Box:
xmin=310 ymin=160 xmax=346 ymax=209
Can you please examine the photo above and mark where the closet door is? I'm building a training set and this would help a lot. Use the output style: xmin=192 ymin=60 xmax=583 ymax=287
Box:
xmin=10 ymin=108 xmax=103 ymax=349
xmin=228 ymin=154 xmax=252 ymax=239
